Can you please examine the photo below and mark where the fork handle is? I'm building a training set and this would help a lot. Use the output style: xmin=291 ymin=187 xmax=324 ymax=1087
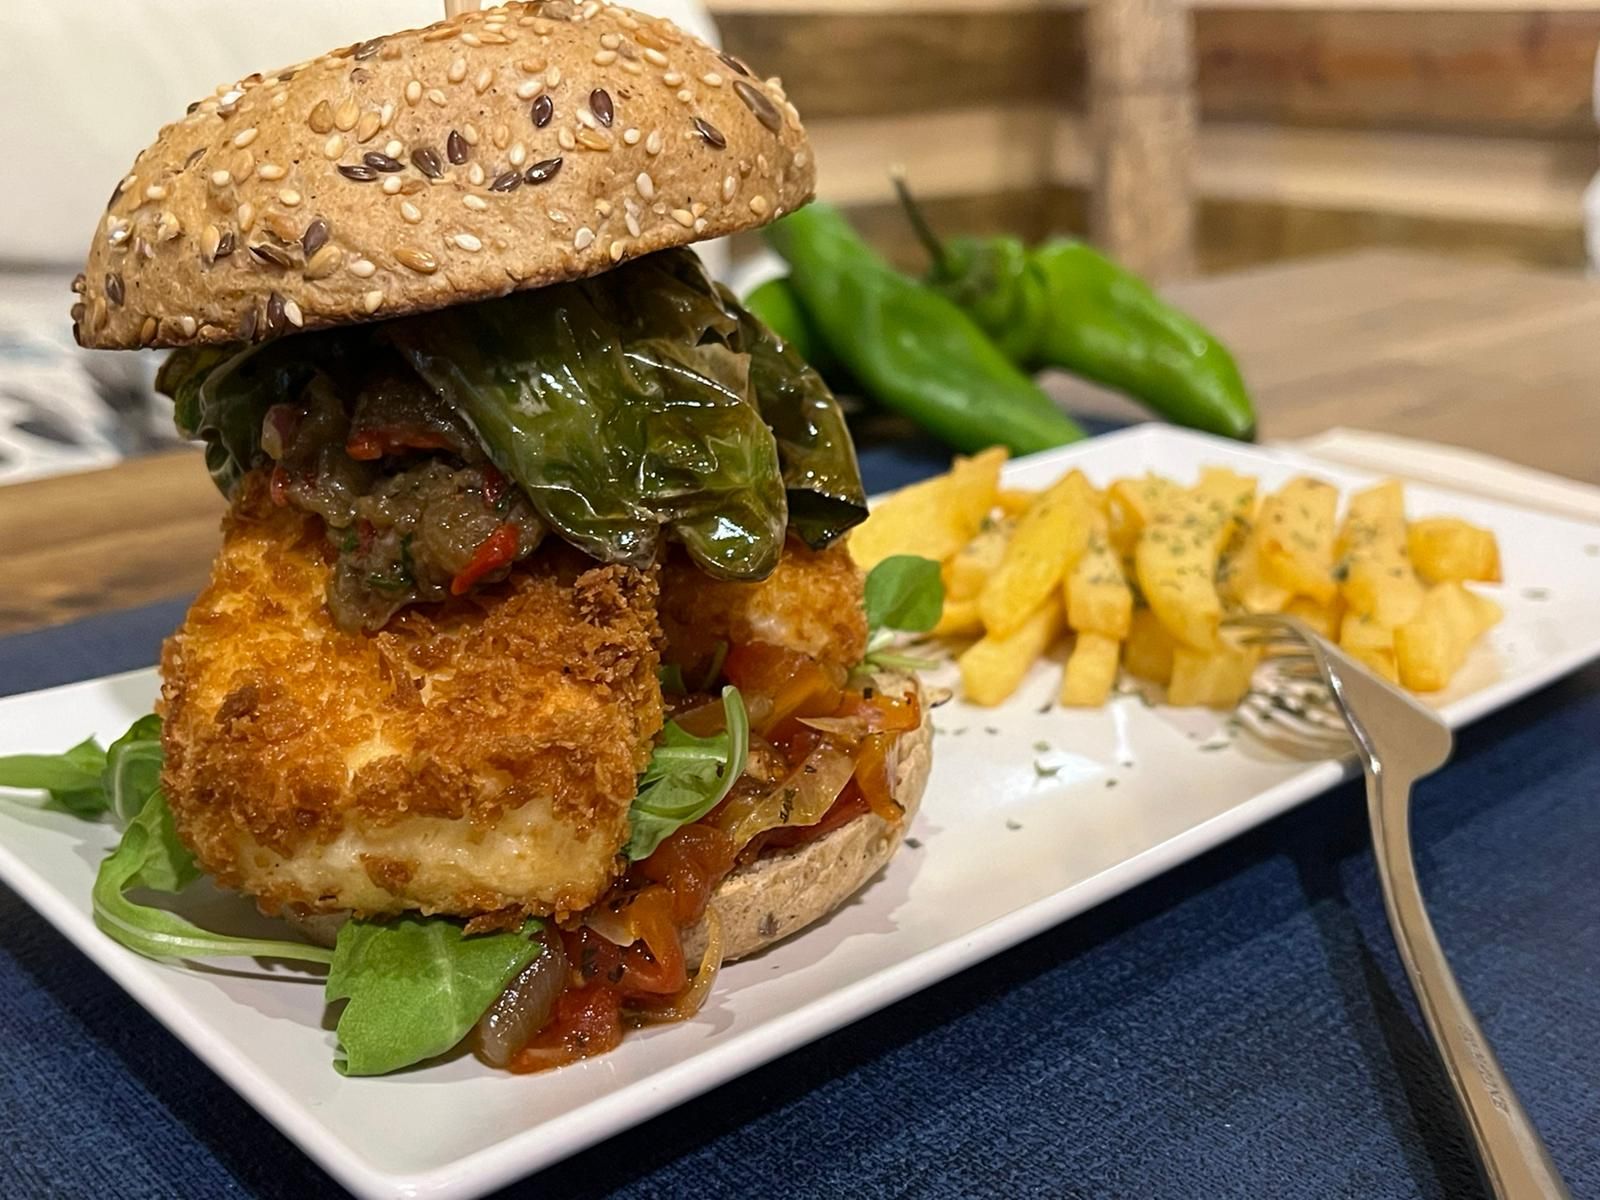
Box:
xmin=1367 ymin=771 xmax=1571 ymax=1200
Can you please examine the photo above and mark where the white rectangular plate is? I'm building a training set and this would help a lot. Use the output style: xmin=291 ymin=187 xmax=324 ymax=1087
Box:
xmin=3 ymin=427 xmax=1599 ymax=1200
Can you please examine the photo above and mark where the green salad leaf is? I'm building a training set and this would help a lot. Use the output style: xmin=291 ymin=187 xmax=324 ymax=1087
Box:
xmin=326 ymin=916 xmax=543 ymax=1076
xmin=627 ymin=686 xmax=749 ymax=861
xmin=0 ymin=736 xmax=109 ymax=818
xmin=862 ymin=555 xmax=944 ymax=672
xmin=105 ymin=713 xmax=164 ymax=825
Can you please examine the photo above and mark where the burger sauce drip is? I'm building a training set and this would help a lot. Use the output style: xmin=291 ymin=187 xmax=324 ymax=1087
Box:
xmin=508 ymin=641 xmax=920 ymax=1073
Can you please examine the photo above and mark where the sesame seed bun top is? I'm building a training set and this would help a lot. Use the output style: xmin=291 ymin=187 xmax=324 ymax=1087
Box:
xmin=71 ymin=0 xmax=814 ymax=351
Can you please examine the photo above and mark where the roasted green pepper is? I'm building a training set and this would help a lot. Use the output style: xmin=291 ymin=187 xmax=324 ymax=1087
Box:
xmin=765 ymin=203 xmax=1085 ymax=456
xmin=895 ymin=179 xmax=1256 ymax=440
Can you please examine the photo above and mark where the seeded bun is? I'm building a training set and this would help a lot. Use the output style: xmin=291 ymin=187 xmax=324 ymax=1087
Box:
xmin=72 ymin=0 xmax=813 ymax=351
xmin=683 ymin=671 xmax=932 ymax=965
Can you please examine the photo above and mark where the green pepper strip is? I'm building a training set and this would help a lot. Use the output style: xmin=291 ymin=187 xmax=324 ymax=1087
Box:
xmin=765 ymin=203 xmax=1085 ymax=456
xmin=894 ymin=177 xmax=1257 ymax=441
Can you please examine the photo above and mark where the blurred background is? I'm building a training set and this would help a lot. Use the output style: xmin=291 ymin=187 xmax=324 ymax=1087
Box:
xmin=0 ymin=0 xmax=1595 ymax=484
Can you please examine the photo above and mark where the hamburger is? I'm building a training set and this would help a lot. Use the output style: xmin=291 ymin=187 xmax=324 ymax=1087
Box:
xmin=66 ymin=0 xmax=933 ymax=1074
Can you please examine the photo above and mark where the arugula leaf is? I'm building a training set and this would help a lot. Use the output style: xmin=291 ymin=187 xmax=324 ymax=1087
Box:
xmin=92 ymin=790 xmax=332 ymax=965
xmin=0 ymin=737 xmax=109 ymax=817
xmin=627 ymin=687 xmax=749 ymax=861
xmin=865 ymin=555 xmax=944 ymax=638
xmin=658 ymin=663 xmax=688 ymax=695
xmin=104 ymin=714 xmax=164 ymax=825
xmin=326 ymin=917 xmax=542 ymax=1076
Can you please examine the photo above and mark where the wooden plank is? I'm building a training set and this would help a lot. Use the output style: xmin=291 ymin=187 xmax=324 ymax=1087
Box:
xmin=717 ymin=7 xmax=1084 ymax=119
xmin=1196 ymin=9 xmax=1600 ymax=140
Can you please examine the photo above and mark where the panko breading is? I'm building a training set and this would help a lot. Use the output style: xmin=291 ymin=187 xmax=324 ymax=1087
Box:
xmin=160 ymin=473 xmax=662 ymax=920
xmin=658 ymin=538 xmax=868 ymax=678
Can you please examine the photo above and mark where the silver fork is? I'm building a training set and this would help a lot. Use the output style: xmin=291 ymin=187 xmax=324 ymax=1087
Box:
xmin=1227 ymin=614 xmax=1571 ymax=1200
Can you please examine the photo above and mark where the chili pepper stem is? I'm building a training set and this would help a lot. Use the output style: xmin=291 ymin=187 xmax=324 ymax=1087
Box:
xmin=890 ymin=170 xmax=949 ymax=276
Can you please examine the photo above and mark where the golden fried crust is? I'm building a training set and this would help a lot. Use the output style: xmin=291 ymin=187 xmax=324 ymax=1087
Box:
xmin=657 ymin=538 xmax=867 ymax=677
xmin=160 ymin=473 xmax=662 ymax=919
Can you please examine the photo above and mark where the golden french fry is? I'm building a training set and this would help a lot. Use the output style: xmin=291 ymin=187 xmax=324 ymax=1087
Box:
xmin=944 ymin=517 xmax=1014 ymax=602
xmin=979 ymin=470 xmax=1095 ymax=638
xmin=1408 ymin=517 xmax=1502 ymax=585
xmin=1339 ymin=610 xmax=1399 ymax=683
xmin=1167 ymin=640 xmax=1262 ymax=708
xmin=1122 ymin=608 xmax=1176 ymax=685
xmin=848 ymin=446 xmax=1006 ymax=570
xmin=1067 ymin=509 xmax=1133 ymax=638
xmin=1284 ymin=595 xmax=1344 ymax=641
xmin=1394 ymin=582 xmax=1504 ymax=691
xmin=1060 ymin=632 xmax=1120 ymax=707
xmin=959 ymin=596 xmax=1064 ymax=707
xmin=1336 ymin=480 xmax=1424 ymax=627
xmin=1136 ymin=472 xmax=1255 ymax=650
xmin=933 ymin=596 xmax=984 ymax=637
xmin=1257 ymin=477 xmax=1339 ymax=603
xmin=1219 ymin=533 xmax=1292 ymax=615
xmin=996 ymin=489 xmax=1036 ymax=518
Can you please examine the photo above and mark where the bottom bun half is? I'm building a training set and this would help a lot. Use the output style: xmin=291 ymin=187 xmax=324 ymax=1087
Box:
xmin=683 ymin=670 xmax=932 ymax=964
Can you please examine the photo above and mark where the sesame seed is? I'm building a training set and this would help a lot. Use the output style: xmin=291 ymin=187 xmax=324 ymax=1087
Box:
xmin=448 ymin=56 xmax=468 ymax=84
xmin=525 ymin=156 xmax=563 ymax=184
xmin=344 ymin=257 xmax=375 ymax=279
xmin=385 ymin=139 xmax=404 ymax=158
xmin=609 ymin=239 xmax=626 ymax=261
xmin=635 ymin=172 xmax=655 ymax=200
xmin=405 ymin=80 xmax=422 ymax=105
xmin=625 ymin=211 xmax=641 ymax=237
xmin=573 ymin=226 xmax=595 ymax=250
xmin=701 ymin=72 xmax=723 ymax=87
xmin=794 ymin=148 xmax=809 ymax=169
xmin=722 ymin=174 xmax=737 ymax=201
xmin=200 ymin=225 xmax=222 ymax=261
xmin=620 ymin=59 xmax=642 ymax=76
xmin=463 ymin=193 xmax=488 ymax=211
xmin=557 ymin=128 xmax=576 ymax=150
xmin=380 ymin=101 xmax=396 ymax=129
xmin=468 ymin=162 xmax=486 ymax=186
xmin=516 ymin=77 xmax=544 ymax=100
xmin=238 ymin=202 xmax=257 ymax=232
xmin=643 ymin=48 xmax=667 ymax=67
xmin=645 ymin=130 xmax=663 ymax=155
xmin=474 ymin=67 xmax=494 ymax=94
xmin=233 ymin=127 xmax=259 ymax=148
xmin=677 ymin=88 xmax=694 ymax=104
xmin=178 ymin=315 xmax=198 ymax=338
xmin=210 ymin=169 xmax=232 ymax=188
xmin=460 ymin=31 xmax=482 ymax=47
xmin=463 ymin=123 xmax=481 ymax=145
xmin=663 ymin=71 xmax=683 ymax=87
xmin=382 ymin=176 xmax=403 ymax=194
xmin=395 ymin=245 xmax=437 ymax=274
xmin=622 ymin=127 xmax=641 ymax=145
xmin=231 ymin=149 xmax=255 ymax=179
xmin=693 ymin=217 xmax=708 ymax=233
xmin=749 ymin=194 xmax=770 ymax=216
xmin=595 ymin=199 xmax=613 ymax=217
xmin=324 ymin=133 xmax=345 ymax=159
xmin=362 ymin=289 xmax=384 ymax=313
xmin=593 ymin=49 xmax=617 ymax=66
xmin=282 ymin=298 xmax=304 ymax=327
xmin=576 ymin=108 xmax=597 ymax=130
xmin=144 ymin=183 xmax=168 ymax=201
xmin=139 ymin=316 xmax=158 ymax=344
xmin=400 ymin=200 xmax=423 ymax=223
xmin=600 ymin=32 xmax=621 ymax=49
xmin=492 ymin=123 xmax=510 ymax=149
xmin=257 ymin=163 xmax=286 ymax=180
xmin=427 ymin=88 xmax=448 ymax=107
xmin=452 ymin=232 xmax=483 ymax=251
xmin=547 ymin=65 xmax=562 ymax=86
xmin=670 ymin=208 xmax=694 ymax=228
xmin=509 ymin=142 xmax=528 ymax=167
xmin=548 ymin=209 xmax=568 ymax=224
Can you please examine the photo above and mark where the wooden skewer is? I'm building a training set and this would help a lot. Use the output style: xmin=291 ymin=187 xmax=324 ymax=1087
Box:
xmin=444 ymin=0 xmax=482 ymax=18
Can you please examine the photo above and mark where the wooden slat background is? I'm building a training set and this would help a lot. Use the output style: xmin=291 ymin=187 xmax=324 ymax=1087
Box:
xmin=713 ymin=3 xmax=1599 ymax=273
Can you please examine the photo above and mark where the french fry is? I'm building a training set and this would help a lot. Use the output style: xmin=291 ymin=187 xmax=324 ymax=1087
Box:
xmin=933 ymin=596 xmax=984 ymax=637
xmin=996 ymin=489 xmax=1036 ymax=518
xmin=1060 ymin=632 xmax=1120 ymax=707
xmin=1066 ymin=509 xmax=1133 ymax=638
xmin=1219 ymin=532 xmax=1292 ymax=615
xmin=1122 ymin=608 xmax=1176 ymax=684
xmin=1135 ymin=472 xmax=1255 ymax=650
xmin=944 ymin=517 xmax=1013 ymax=602
xmin=1339 ymin=610 xmax=1400 ymax=683
xmin=959 ymin=597 xmax=1063 ymax=706
xmin=848 ymin=446 xmax=1006 ymax=570
xmin=979 ymin=470 xmax=1095 ymax=638
xmin=1257 ymin=477 xmax=1339 ymax=603
xmin=1394 ymin=582 xmax=1503 ymax=691
xmin=1408 ymin=517 xmax=1502 ymax=585
xmin=1109 ymin=475 xmax=1180 ymax=539
xmin=1284 ymin=595 xmax=1344 ymax=641
xmin=1336 ymin=480 xmax=1424 ymax=627
xmin=1167 ymin=640 xmax=1262 ymax=708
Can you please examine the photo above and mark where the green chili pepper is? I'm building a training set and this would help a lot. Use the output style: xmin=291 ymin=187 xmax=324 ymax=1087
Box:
xmin=764 ymin=203 xmax=1085 ymax=456
xmin=894 ymin=178 xmax=1256 ymax=441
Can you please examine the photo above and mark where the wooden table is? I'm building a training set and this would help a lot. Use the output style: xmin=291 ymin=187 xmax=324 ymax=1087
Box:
xmin=2 ymin=250 xmax=1596 ymax=638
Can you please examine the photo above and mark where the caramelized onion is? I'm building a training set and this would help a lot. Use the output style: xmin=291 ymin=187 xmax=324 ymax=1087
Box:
xmin=629 ymin=910 xmax=724 ymax=1025
xmin=475 ymin=935 xmax=568 ymax=1068
xmin=795 ymin=715 xmax=870 ymax=739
